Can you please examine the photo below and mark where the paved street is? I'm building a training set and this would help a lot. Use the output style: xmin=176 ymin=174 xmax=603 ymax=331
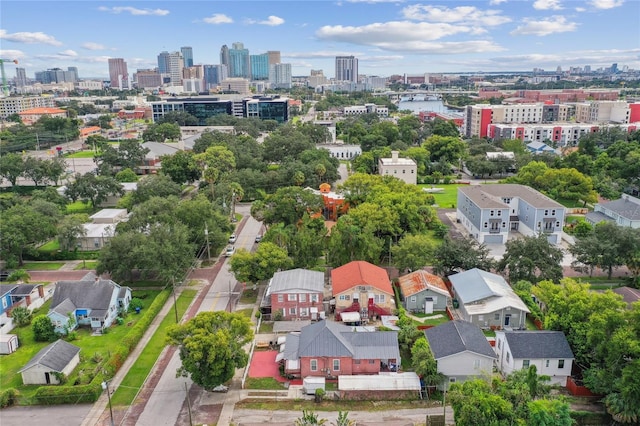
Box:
xmin=0 ymin=404 xmax=92 ymax=426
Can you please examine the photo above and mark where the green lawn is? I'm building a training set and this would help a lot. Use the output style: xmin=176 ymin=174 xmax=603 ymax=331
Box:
xmin=0 ymin=290 xmax=161 ymax=404
xmin=74 ymin=260 xmax=98 ymax=270
xmin=244 ymin=377 xmax=286 ymax=390
xmin=66 ymin=200 xmax=94 ymax=214
xmin=65 ymin=151 xmax=95 ymax=159
xmin=240 ymin=288 xmax=259 ymax=304
xmin=419 ymin=314 xmax=451 ymax=327
xmin=22 ymin=262 xmax=65 ymax=271
xmin=556 ymin=198 xmax=589 ymax=209
xmin=38 ymin=239 xmax=60 ymax=252
xmin=259 ymin=321 xmax=274 ymax=333
xmin=419 ymin=183 xmax=465 ymax=209
xmin=110 ymin=289 xmax=197 ymax=406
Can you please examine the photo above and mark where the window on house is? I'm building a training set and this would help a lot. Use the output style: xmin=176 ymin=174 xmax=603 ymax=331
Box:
xmin=474 ymin=359 xmax=481 ymax=369
xmin=354 ymin=359 xmax=361 ymax=364
xmin=288 ymin=294 xmax=297 ymax=301
xmin=552 ymin=210 xmax=556 ymax=215
xmin=544 ymin=210 xmax=549 ymax=216
xmin=558 ymin=359 xmax=565 ymax=369
xmin=374 ymin=294 xmax=385 ymax=303
xmin=300 ymin=307 xmax=309 ymax=317
xmin=449 ymin=377 xmax=456 ymax=383
xmin=310 ymin=294 xmax=319 ymax=303
xmin=494 ymin=313 xmax=500 ymax=320
xmin=506 ymin=353 xmax=510 ymax=362
xmin=310 ymin=359 xmax=318 ymax=371
xmin=478 ymin=315 xmax=484 ymax=321
xmin=333 ymin=359 xmax=340 ymax=371
xmin=410 ymin=296 xmax=417 ymax=302
xmin=545 ymin=359 xmax=550 ymax=368
xmin=490 ymin=210 xmax=494 ymax=216
xmin=523 ymin=360 xmax=530 ymax=369
xmin=369 ymin=359 xmax=375 ymax=364
xmin=299 ymin=294 xmax=306 ymax=302
xmin=484 ymin=222 xmax=488 ymax=228
xmin=289 ymin=307 xmax=296 ymax=316
xmin=277 ymin=294 xmax=284 ymax=302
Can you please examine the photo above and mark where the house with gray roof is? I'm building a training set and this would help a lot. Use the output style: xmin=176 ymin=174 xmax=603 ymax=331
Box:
xmin=424 ymin=320 xmax=496 ymax=389
xmin=495 ymin=330 xmax=574 ymax=385
xmin=457 ymin=184 xmax=565 ymax=245
xmin=449 ymin=268 xmax=530 ymax=330
xmin=586 ymin=193 xmax=640 ymax=229
xmin=19 ymin=339 xmax=81 ymax=385
xmin=283 ymin=320 xmax=400 ymax=379
xmin=261 ymin=268 xmax=325 ymax=321
xmin=47 ymin=272 xmax=131 ymax=334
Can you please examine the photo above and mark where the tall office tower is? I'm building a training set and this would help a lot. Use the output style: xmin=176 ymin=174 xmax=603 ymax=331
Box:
xmin=220 ymin=44 xmax=230 ymax=74
xmin=108 ymin=58 xmax=129 ymax=89
xmin=584 ymin=65 xmax=591 ymax=73
xmin=203 ymin=64 xmax=228 ymax=89
xmin=181 ymin=46 xmax=194 ymax=68
xmin=308 ymin=69 xmax=327 ymax=88
xmin=67 ymin=67 xmax=79 ymax=82
xmin=250 ymin=53 xmax=269 ymax=80
xmin=135 ymin=69 xmax=162 ymax=88
xmin=35 ymin=68 xmax=67 ymax=83
xmin=267 ymin=51 xmax=281 ymax=66
xmin=610 ymin=63 xmax=618 ymax=74
xmin=228 ymin=42 xmax=251 ymax=79
xmin=269 ymin=63 xmax=292 ymax=89
xmin=15 ymin=68 xmax=28 ymax=87
xmin=165 ymin=51 xmax=184 ymax=85
xmin=335 ymin=56 xmax=358 ymax=82
xmin=157 ymin=51 xmax=171 ymax=74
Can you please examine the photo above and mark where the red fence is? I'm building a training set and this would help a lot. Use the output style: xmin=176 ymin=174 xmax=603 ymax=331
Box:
xmin=566 ymin=377 xmax=602 ymax=397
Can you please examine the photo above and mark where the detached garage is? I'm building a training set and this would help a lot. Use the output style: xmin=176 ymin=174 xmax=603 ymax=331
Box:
xmin=19 ymin=339 xmax=80 ymax=385
xmin=0 ymin=334 xmax=19 ymax=354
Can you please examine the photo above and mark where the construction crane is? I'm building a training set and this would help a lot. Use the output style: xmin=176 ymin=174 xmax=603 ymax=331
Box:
xmin=0 ymin=59 xmax=19 ymax=97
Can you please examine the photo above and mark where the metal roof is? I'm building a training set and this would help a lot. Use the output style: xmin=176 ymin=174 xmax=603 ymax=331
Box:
xmin=500 ymin=330 xmax=574 ymax=359
xmin=424 ymin=320 xmax=497 ymax=360
xmin=266 ymin=269 xmax=325 ymax=296
xmin=596 ymin=195 xmax=640 ymax=221
xmin=449 ymin=268 xmax=529 ymax=315
xmin=338 ymin=372 xmax=421 ymax=391
xmin=19 ymin=339 xmax=80 ymax=373
xmin=398 ymin=270 xmax=450 ymax=298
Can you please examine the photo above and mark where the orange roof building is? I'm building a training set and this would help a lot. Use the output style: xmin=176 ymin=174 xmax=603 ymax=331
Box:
xmin=80 ymin=126 xmax=102 ymax=138
xmin=397 ymin=270 xmax=451 ymax=313
xmin=331 ymin=261 xmax=395 ymax=319
xmin=18 ymin=107 xmax=67 ymax=125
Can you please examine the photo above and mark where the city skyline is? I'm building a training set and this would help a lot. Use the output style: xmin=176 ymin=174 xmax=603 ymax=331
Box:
xmin=1 ymin=0 xmax=638 ymax=80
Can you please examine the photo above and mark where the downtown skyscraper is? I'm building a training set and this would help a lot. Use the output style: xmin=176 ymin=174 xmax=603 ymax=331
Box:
xmin=181 ymin=46 xmax=194 ymax=68
xmin=108 ymin=58 xmax=129 ymax=89
xmin=335 ymin=56 xmax=358 ymax=83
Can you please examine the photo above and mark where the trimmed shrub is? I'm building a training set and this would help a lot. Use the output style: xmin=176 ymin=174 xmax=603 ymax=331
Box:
xmin=0 ymin=388 xmax=19 ymax=408
xmin=33 ymin=383 xmax=102 ymax=405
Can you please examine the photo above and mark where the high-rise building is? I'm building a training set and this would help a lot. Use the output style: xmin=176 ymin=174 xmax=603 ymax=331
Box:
xmin=108 ymin=58 xmax=129 ymax=90
xmin=157 ymin=51 xmax=171 ymax=74
xmin=269 ymin=63 xmax=292 ymax=89
xmin=220 ymin=44 xmax=230 ymax=74
xmin=203 ymin=64 xmax=228 ymax=89
xmin=228 ymin=42 xmax=251 ymax=79
xmin=267 ymin=51 xmax=281 ymax=66
xmin=181 ymin=46 xmax=194 ymax=68
xmin=67 ymin=67 xmax=79 ymax=82
xmin=251 ymin=53 xmax=269 ymax=80
xmin=335 ymin=56 xmax=358 ymax=82
xmin=610 ymin=63 xmax=618 ymax=74
xmin=135 ymin=69 xmax=162 ymax=89
xmin=34 ymin=68 xmax=68 ymax=84
xmin=15 ymin=68 xmax=28 ymax=87
xmin=162 ymin=51 xmax=184 ymax=85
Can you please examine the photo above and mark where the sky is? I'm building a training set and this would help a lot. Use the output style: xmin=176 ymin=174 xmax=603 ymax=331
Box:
xmin=1 ymin=0 xmax=638 ymax=80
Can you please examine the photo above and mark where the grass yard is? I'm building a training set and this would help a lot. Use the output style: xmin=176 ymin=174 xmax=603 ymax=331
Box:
xmin=240 ymin=287 xmax=259 ymax=304
xmin=66 ymin=200 xmax=94 ymax=214
xmin=236 ymin=398 xmax=437 ymax=412
xmin=74 ymin=260 xmax=98 ymax=270
xmin=236 ymin=308 xmax=254 ymax=318
xmin=419 ymin=314 xmax=451 ymax=327
xmin=244 ymin=377 xmax=286 ymax=390
xmin=0 ymin=290 xmax=161 ymax=404
xmin=65 ymin=151 xmax=95 ymax=159
xmin=21 ymin=262 xmax=65 ymax=271
xmin=121 ymin=280 xmax=165 ymax=289
xmin=38 ymin=239 xmax=60 ymax=252
xmin=419 ymin=183 xmax=465 ymax=209
xmin=556 ymin=198 xmax=590 ymax=209
xmin=259 ymin=321 xmax=274 ymax=333
xmin=110 ymin=289 xmax=197 ymax=406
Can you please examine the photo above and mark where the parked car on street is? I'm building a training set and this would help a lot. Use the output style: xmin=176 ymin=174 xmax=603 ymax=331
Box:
xmin=228 ymin=234 xmax=237 ymax=243
xmin=225 ymin=245 xmax=236 ymax=257
xmin=255 ymin=235 xmax=262 ymax=243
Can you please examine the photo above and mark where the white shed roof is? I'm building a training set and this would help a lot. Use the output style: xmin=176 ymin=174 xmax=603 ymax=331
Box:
xmin=338 ymin=372 xmax=421 ymax=391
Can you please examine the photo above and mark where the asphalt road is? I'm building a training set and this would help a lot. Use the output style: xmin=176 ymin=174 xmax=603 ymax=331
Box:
xmin=0 ymin=404 xmax=92 ymax=426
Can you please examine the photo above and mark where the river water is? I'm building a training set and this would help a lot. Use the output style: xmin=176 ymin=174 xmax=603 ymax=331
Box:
xmin=397 ymin=99 xmax=462 ymax=115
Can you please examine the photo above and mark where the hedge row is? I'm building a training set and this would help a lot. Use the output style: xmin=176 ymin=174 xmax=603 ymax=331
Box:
xmin=24 ymin=248 xmax=100 ymax=262
xmin=31 ymin=289 xmax=170 ymax=405
xmin=0 ymin=388 xmax=19 ymax=408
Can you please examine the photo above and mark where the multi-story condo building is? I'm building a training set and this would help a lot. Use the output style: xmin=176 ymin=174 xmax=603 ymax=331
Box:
xmin=77 ymin=80 xmax=104 ymax=91
xmin=67 ymin=67 xmax=79 ymax=82
xmin=220 ymin=77 xmax=250 ymax=95
xmin=228 ymin=42 xmax=251 ymax=79
xmin=15 ymin=68 xmax=28 ymax=87
xmin=456 ymin=184 xmax=565 ymax=245
xmin=0 ymin=96 xmax=57 ymax=119
xmin=134 ymin=69 xmax=162 ymax=89
xmin=335 ymin=56 xmax=358 ymax=82
xmin=108 ymin=58 xmax=129 ymax=90
xmin=220 ymin=45 xmax=230 ymax=74
xmin=180 ymin=46 xmax=193 ymax=68
xmin=269 ymin=63 xmax=292 ymax=89
xmin=343 ymin=103 xmax=388 ymax=117
xmin=34 ymin=68 xmax=75 ymax=84
xmin=157 ymin=51 xmax=183 ymax=85
xmin=574 ymin=100 xmax=634 ymax=123
xmin=267 ymin=50 xmax=281 ymax=67
xmin=250 ymin=53 xmax=269 ymax=80
xmin=488 ymin=122 xmax=638 ymax=147
xmin=150 ymin=95 xmax=289 ymax=124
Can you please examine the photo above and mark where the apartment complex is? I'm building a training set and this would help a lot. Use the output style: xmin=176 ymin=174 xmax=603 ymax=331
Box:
xmin=335 ymin=56 xmax=359 ymax=83
xmin=0 ymin=96 xmax=57 ymax=118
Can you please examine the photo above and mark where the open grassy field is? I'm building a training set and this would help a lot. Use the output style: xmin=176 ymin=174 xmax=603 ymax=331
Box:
xmin=65 ymin=151 xmax=95 ymax=159
xmin=74 ymin=260 xmax=98 ymax=270
xmin=419 ymin=184 xmax=466 ymax=208
xmin=21 ymin=262 xmax=65 ymax=271
xmin=66 ymin=200 xmax=94 ymax=214
xmin=110 ymin=289 xmax=197 ymax=406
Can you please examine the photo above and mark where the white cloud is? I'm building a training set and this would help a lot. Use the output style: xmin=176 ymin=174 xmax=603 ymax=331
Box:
xmin=401 ymin=5 xmax=511 ymax=27
xmin=82 ymin=42 xmax=106 ymax=51
xmin=346 ymin=0 xmax=405 ymax=3
xmin=0 ymin=29 xmax=62 ymax=46
xmin=533 ymin=0 xmax=563 ymax=10
xmin=511 ymin=15 xmax=578 ymax=36
xmin=286 ymin=50 xmax=362 ymax=59
xmin=489 ymin=0 xmax=508 ymax=4
xmin=575 ymin=6 xmax=586 ymax=11
xmin=203 ymin=13 xmax=233 ymax=24
xmin=246 ymin=15 xmax=285 ymax=26
xmin=317 ymin=21 xmax=477 ymax=44
xmin=372 ymin=40 xmax=505 ymax=54
xmin=0 ymin=49 xmax=25 ymax=60
xmin=589 ymin=0 xmax=624 ymax=9
xmin=97 ymin=6 xmax=169 ymax=16
xmin=57 ymin=49 xmax=78 ymax=57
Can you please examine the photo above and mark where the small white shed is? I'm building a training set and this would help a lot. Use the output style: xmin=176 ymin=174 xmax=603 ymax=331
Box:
xmin=0 ymin=334 xmax=19 ymax=354
xmin=303 ymin=377 xmax=326 ymax=395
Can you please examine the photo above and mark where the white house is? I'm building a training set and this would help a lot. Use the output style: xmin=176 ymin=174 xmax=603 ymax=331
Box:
xmin=586 ymin=193 xmax=640 ymax=229
xmin=19 ymin=339 xmax=81 ymax=385
xmin=495 ymin=330 xmax=574 ymax=386
xmin=424 ymin=320 xmax=497 ymax=389
xmin=379 ymin=151 xmax=417 ymax=185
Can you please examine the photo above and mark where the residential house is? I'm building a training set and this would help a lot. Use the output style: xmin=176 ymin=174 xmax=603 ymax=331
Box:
xmin=78 ymin=208 xmax=129 ymax=251
xmin=449 ymin=268 xmax=530 ymax=330
xmin=397 ymin=270 xmax=450 ymax=313
xmin=378 ymin=151 xmax=417 ymax=185
xmin=331 ymin=261 xmax=395 ymax=321
xmin=495 ymin=330 xmax=574 ymax=386
xmin=612 ymin=286 xmax=640 ymax=309
xmin=19 ymin=339 xmax=80 ymax=385
xmin=0 ymin=285 xmax=16 ymax=316
xmin=262 ymin=268 xmax=325 ymax=321
xmin=139 ymin=142 xmax=180 ymax=174
xmin=586 ymin=193 xmax=640 ymax=229
xmin=424 ymin=320 xmax=497 ymax=388
xmin=282 ymin=320 xmax=400 ymax=378
xmin=457 ymin=183 xmax=565 ymax=245
xmin=47 ymin=273 xmax=132 ymax=334
xmin=526 ymin=141 xmax=557 ymax=154
xmin=10 ymin=283 xmax=45 ymax=311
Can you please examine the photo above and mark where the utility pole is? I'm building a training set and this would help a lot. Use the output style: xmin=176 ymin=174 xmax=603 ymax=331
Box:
xmin=101 ymin=380 xmax=115 ymax=426
xmin=204 ymin=226 xmax=211 ymax=260
xmin=171 ymin=277 xmax=178 ymax=323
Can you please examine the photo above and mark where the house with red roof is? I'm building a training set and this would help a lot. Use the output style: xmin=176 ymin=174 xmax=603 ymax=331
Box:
xmin=18 ymin=107 xmax=67 ymax=125
xmin=331 ymin=261 xmax=395 ymax=321
xmin=397 ymin=270 xmax=451 ymax=314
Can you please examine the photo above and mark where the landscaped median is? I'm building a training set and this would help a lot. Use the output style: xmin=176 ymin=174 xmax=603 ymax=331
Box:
xmin=109 ymin=289 xmax=197 ymax=406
